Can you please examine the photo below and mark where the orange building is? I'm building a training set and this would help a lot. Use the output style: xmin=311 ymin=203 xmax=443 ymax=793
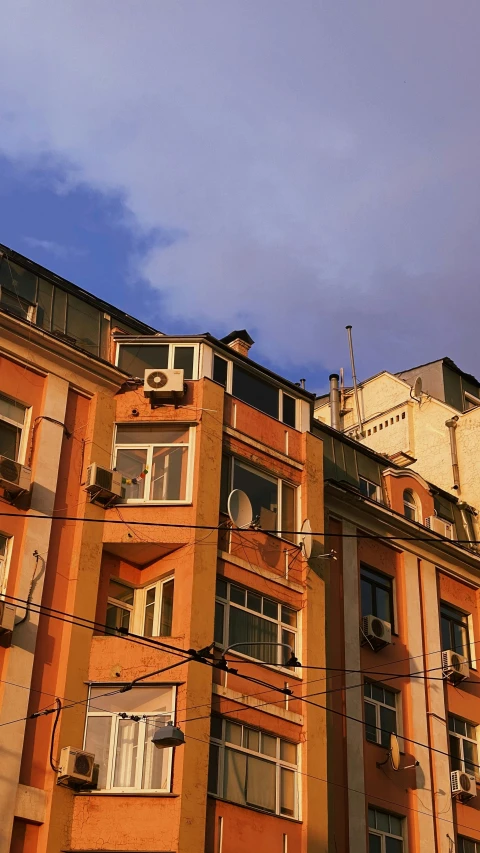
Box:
xmin=0 ymin=245 xmax=328 ymax=853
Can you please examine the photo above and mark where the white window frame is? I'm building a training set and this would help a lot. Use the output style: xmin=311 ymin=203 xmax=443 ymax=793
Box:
xmin=225 ymin=456 xmax=297 ymax=542
xmin=359 ymin=476 xmax=381 ymax=502
xmin=0 ymin=393 xmax=30 ymax=465
xmin=84 ymin=684 xmax=175 ymax=793
xmin=364 ymin=682 xmax=399 ymax=748
xmin=209 ymin=718 xmax=299 ymax=819
xmin=448 ymin=714 xmax=480 ymax=780
xmin=114 ymin=423 xmax=195 ymax=505
xmin=139 ymin=576 xmax=175 ymax=637
xmin=115 ymin=342 xmax=199 ymax=380
xmin=0 ymin=533 xmax=13 ymax=597
xmin=106 ymin=579 xmax=134 ymax=632
xmin=212 ymin=352 xmax=233 ymax=391
xmin=215 ymin=578 xmax=299 ymax=671
xmin=368 ymin=808 xmax=404 ymax=851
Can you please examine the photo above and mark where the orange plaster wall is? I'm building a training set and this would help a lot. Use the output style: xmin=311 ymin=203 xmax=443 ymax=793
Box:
xmin=383 ymin=471 xmax=435 ymax=522
xmin=205 ymin=798 xmax=302 ymax=853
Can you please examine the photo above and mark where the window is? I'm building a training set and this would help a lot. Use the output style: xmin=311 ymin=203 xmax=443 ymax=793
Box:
xmin=106 ymin=580 xmax=134 ymax=633
xmin=359 ymin=476 xmax=380 ymax=501
xmin=208 ymin=717 xmax=298 ymax=818
xmin=143 ymin=578 xmax=174 ymax=637
xmin=117 ymin=343 xmax=196 ymax=380
xmin=0 ymin=393 xmax=27 ymax=462
xmin=441 ymin=602 xmax=470 ymax=661
xmin=0 ymin=533 xmax=12 ymax=596
xmin=230 ymin=363 xmax=298 ymax=428
xmin=0 ymin=259 xmax=37 ymax=321
xmin=215 ymin=578 xmax=297 ymax=666
xmin=403 ymin=489 xmax=418 ymax=522
xmin=281 ymin=392 xmax=297 ymax=429
xmin=458 ymin=837 xmax=480 ymax=853
xmin=66 ymin=294 xmax=101 ymax=355
xmin=368 ymin=808 xmax=404 ymax=852
xmin=84 ymin=686 xmax=174 ymax=792
xmin=449 ymin=716 xmax=479 ymax=777
xmin=364 ymin=683 xmax=397 ymax=748
xmin=361 ymin=566 xmax=393 ymax=626
xmin=213 ymin=354 xmax=229 ymax=388
xmin=115 ymin=424 xmax=193 ymax=503
xmin=222 ymin=456 xmax=296 ymax=542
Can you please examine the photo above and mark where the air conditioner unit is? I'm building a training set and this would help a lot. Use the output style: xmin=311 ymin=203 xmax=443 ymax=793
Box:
xmin=361 ymin=615 xmax=392 ymax=650
xmin=442 ymin=649 xmax=469 ymax=683
xmin=144 ymin=368 xmax=185 ymax=398
xmin=85 ymin=464 xmax=123 ymax=501
xmin=0 ymin=456 xmax=32 ymax=495
xmin=451 ymin=770 xmax=476 ymax=800
xmin=425 ymin=516 xmax=454 ymax=539
xmin=0 ymin=601 xmax=15 ymax=634
xmin=57 ymin=747 xmax=95 ymax=786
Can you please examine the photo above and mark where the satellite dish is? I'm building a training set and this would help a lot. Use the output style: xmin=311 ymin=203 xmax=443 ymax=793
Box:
xmin=227 ymin=490 xmax=253 ymax=528
xmin=413 ymin=376 xmax=422 ymax=399
xmin=389 ymin=733 xmax=401 ymax=771
xmin=300 ymin=519 xmax=312 ymax=559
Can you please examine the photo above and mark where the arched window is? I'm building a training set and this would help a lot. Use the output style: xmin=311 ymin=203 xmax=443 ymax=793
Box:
xmin=403 ymin=489 xmax=418 ymax=522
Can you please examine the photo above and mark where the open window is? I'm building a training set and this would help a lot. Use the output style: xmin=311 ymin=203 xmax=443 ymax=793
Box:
xmin=114 ymin=424 xmax=194 ymax=503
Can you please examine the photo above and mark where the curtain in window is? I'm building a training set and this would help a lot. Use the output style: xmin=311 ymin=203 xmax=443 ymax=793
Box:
xmin=229 ymin=607 xmax=277 ymax=663
xmin=246 ymin=755 xmax=276 ymax=811
xmin=84 ymin=716 xmax=112 ymax=789
xmin=224 ymin=749 xmax=246 ymax=804
xmin=114 ymin=719 xmax=139 ymax=787
xmin=280 ymin=767 xmax=295 ymax=815
xmin=142 ymin=719 xmax=168 ymax=789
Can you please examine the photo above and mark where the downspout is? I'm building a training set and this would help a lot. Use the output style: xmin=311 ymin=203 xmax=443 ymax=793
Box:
xmin=445 ymin=417 xmax=460 ymax=491
xmin=329 ymin=373 xmax=341 ymax=431
xmin=345 ymin=325 xmax=363 ymax=436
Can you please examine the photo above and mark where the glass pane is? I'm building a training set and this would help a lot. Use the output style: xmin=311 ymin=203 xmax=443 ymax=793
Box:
xmin=208 ymin=743 xmax=219 ymax=794
xmin=460 ymin=840 xmax=476 ymax=853
xmin=365 ymin=701 xmax=378 ymax=743
xmin=106 ymin=603 xmax=130 ymax=633
xmin=173 ymin=346 xmax=194 ymax=379
xmin=385 ymin=839 xmax=403 ymax=853
xmin=214 ymin=601 xmax=225 ymax=645
xmin=364 ymin=682 xmax=372 ymax=698
xmin=116 ymin=424 xmax=189 ymax=445
xmin=280 ymin=767 xmax=295 ymax=816
xmin=282 ymin=629 xmax=296 ymax=665
xmin=210 ymin=716 xmax=223 ymax=740
xmin=160 ymin=579 xmax=174 ymax=636
xmin=448 ymin=715 xmax=455 ymax=733
xmin=368 ymin=834 xmax=382 ymax=853
xmin=441 ymin=616 xmax=451 ymax=651
xmin=0 ymin=421 xmax=20 ymax=461
xmin=225 ymin=721 xmax=242 ymax=745
xmin=280 ymin=740 xmax=297 ymax=764
xmin=115 ymin=448 xmax=147 ymax=500
xmin=216 ymin=577 xmax=227 ymax=599
xmin=213 ymin=354 xmax=228 ymax=387
xmin=247 ymin=591 xmax=262 ymax=613
xmin=66 ymin=294 xmax=100 ymax=355
xmin=466 ymin=722 xmax=477 ymax=740
xmin=261 ymin=734 xmax=277 ymax=757
xmin=0 ymin=534 xmax=7 ymax=559
xmin=380 ymin=707 xmax=396 ymax=748
xmin=361 ymin=579 xmax=373 ymax=617
xmin=371 ymin=684 xmax=384 ymax=704
xmin=368 ymin=808 xmax=376 ymax=829
xmin=449 ymin=734 xmax=462 ymax=771
xmin=224 ymin=748 xmax=246 ymax=805
xmin=144 ymin=597 xmax=155 ymax=638
xmin=108 ymin=580 xmax=134 ymax=605
xmin=263 ymin=598 xmax=278 ymax=619
xmin=89 ymin=686 xmax=173 ymax=715
xmin=376 ymin=811 xmax=389 ymax=833
xmin=151 ymin=445 xmax=188 ymax=500
xmin=375 ymin=586 xmax=391 ymax=623
xmin=232 ymin=365 xmax=279 ymax=419
xmin=454 ymin=622 xmax=468 ymax=657
xmin=281 ymin=606 xmax=297 ymax=627
xmin=0 ymin=393 xmax=26 ymax=425
xmin=85 ymin=716 xmax=112 ymax=789
xmin=281 ymin=482 xmax=296 ymax=542
xmin=117 ymin=344 xmax=169 ymax=377
xmin=456 ymin=719 xmax=467 ymax=737
xmin=0 ymin=259 xmax=36 ymax=302
xmin=384 ymin=689 xmax=396 ymax=708
xmin=282 ymin=394 xmax=296 ymax=428
xmin=230 ymin=585 xmax=245 ymax=606
xmin=114 ymin=719 xmax=139 ymax=787
xmin=229 ymin=607 xmax=277 ymax=663
xmin=246 ymin=755 xmax=276 ymax=811
xmin=244 ymin=728 xmax=259 ymax=752
xmin=142 ymin=718 xmax=169 ymax=789
xmin=389 ymin=815 xmax=402 ymax=837
xmin=233 ymin=460 xmax=278 ymax=524
xmin=463 ymin=739 xmax=478 ymax=775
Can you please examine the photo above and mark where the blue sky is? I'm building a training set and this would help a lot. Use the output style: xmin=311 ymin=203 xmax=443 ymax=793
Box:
xmin=1 ymin=1 xmax=480 ymax=392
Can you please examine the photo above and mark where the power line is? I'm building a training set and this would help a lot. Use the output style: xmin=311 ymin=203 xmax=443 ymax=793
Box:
xmin=0 ymin=511 xmax=478 ymax=544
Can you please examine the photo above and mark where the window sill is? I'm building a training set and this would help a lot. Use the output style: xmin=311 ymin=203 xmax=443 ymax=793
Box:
xmin=207 ymin=793 xmax=301 ymax=822
xmin=114 ymin=500 xmax=193 ymax=507
xmin=76 ymin=790 xmax=178 ymax=797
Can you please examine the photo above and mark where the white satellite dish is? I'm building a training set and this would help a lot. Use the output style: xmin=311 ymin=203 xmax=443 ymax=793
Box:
xmin=389 ymin=733 xmax=401 ymax=771
xmin=413 ymin=376 xmax=422 ymax=399
xmin=227 ymin=490 xmax=253 ymax=529
xmin=300 ymin=519 xmax=312 ymax=559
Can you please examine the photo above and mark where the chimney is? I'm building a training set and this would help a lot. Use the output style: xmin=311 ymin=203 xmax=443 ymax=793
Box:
xmin=220 ymin=329 xmax=254 ymax=358
xmin=329 ymin=373 xmax=340 ymax=430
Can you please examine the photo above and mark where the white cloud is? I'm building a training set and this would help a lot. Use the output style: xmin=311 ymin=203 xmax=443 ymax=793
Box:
xmin=23 ymin=236 xmax=86 ymax=259
xmin=1 ymin=1 xmax=480 ymax=377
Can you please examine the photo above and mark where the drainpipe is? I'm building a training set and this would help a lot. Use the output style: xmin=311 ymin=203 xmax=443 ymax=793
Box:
xmin=346 ymin=325 xmax=363 ymax=436
xmin=329 ymin=374 xmax=341 ymax=431
xmin=445 ymin=417 xmax=460 ymax=491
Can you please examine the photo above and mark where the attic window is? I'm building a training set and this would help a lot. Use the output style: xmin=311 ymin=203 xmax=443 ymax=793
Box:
xmin=403 ymin=489 xmax=418 ymax=522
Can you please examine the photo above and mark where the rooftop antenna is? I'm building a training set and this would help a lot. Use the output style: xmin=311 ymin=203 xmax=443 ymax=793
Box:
xmin=339 ymin=367 xmax=345 ymax=412
xmin=345 ymin=325 xmax=363 ymax=437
